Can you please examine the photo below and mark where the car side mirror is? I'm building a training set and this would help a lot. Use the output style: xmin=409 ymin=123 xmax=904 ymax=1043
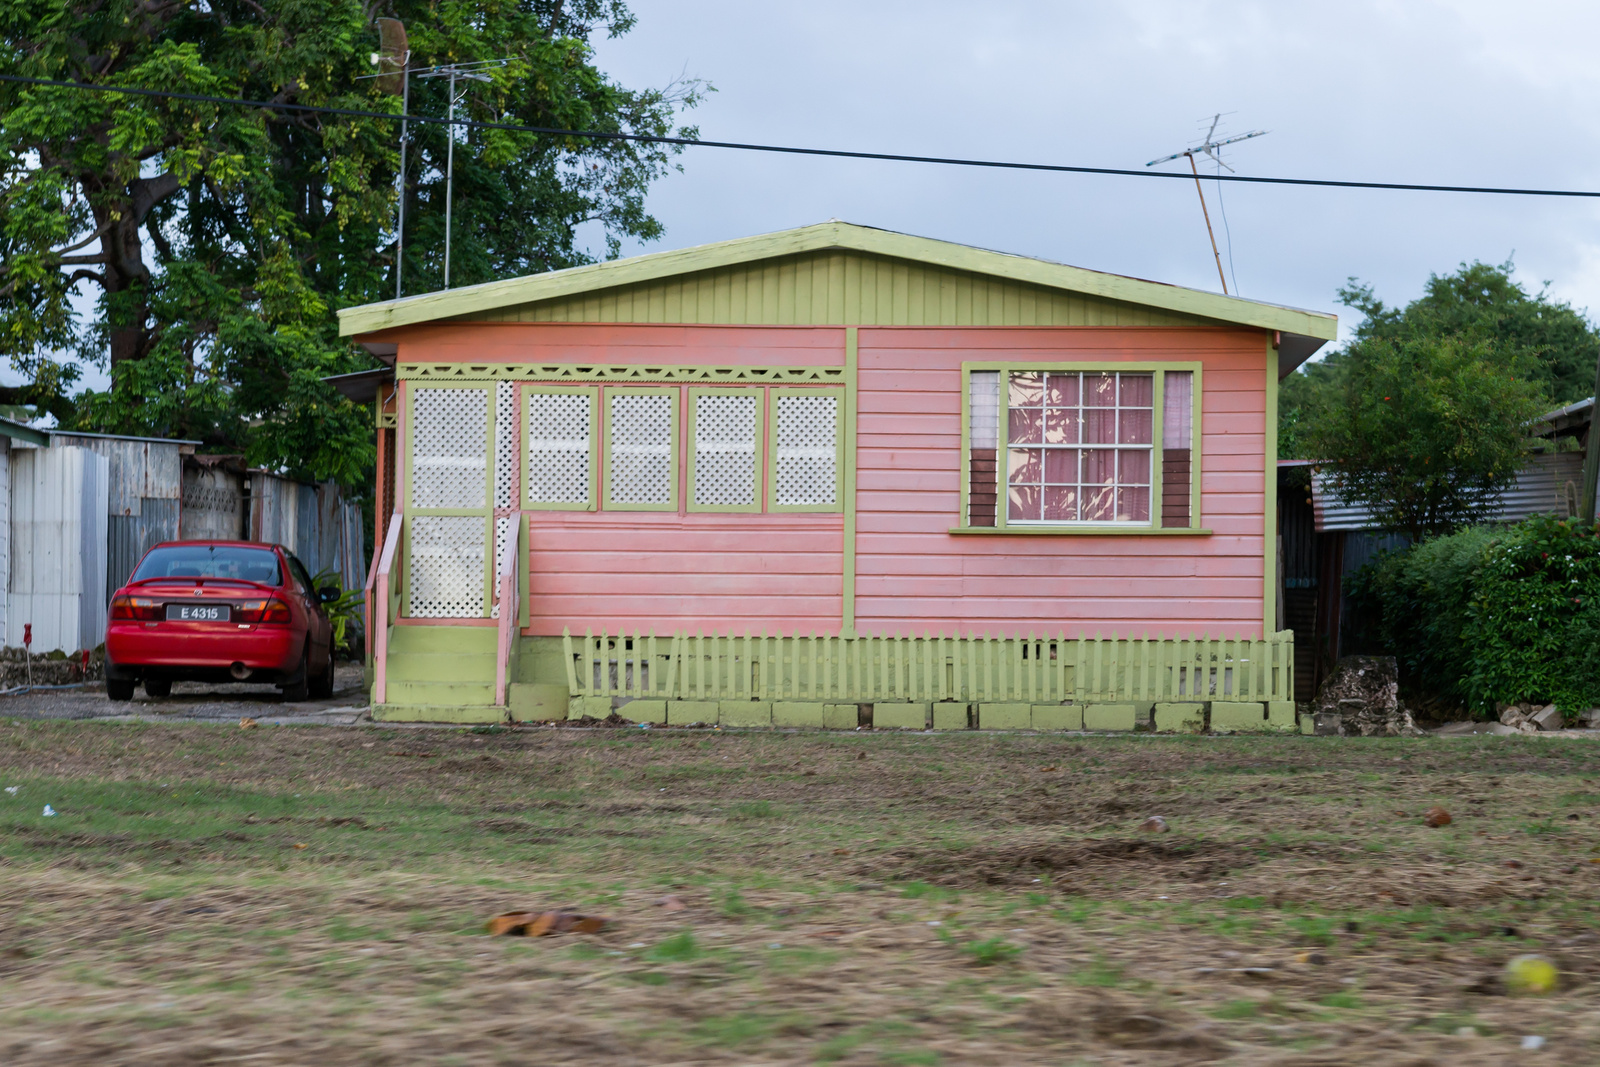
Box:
xmin=317 ymin=583 xmax=340 ymax=603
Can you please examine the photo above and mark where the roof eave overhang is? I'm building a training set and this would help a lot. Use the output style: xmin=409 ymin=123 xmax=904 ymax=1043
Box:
xmin=338 ymin=221 xmax=1338 ymax=344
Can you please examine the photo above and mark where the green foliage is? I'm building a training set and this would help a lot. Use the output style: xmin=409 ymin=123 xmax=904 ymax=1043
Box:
xmin=1464 ymin=516 xmax=1600 ymax=714
xmin=312 ymin=568 xmax=365 ymax=655
xmin=1348 ymin=516 xmax=1600 ymax=714
xmin=1283 ymin=261 xmax=1600 ymax=461
xmin=0 ymin=0 xmax=704 ymax=488
xmin=1301 ymin=335 xmax=1546 ymax=540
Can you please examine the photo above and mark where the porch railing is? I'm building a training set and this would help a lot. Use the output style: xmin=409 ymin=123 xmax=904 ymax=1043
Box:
xmin=368 ymin=512 xmax=403 ymax=705
xmin=492 ymin=526 xmax=519 ymax=707
xmin=562 ymin=629 xmax=1295 ymax=706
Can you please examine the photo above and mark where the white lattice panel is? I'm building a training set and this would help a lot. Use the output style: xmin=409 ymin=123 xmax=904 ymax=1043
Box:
xmin=490 ymin=514 xmax=516 ymax=619
xmin=410 ymin=388 xmax=488 ymax=509
xmin=694 ymin=393 xmax=758 ymax=506
xmin=408 ymin=515 xmax=486 ymax=617
xmin=774 ymin=394 xmax=838 ymax=506
xmin=526 ymin=392 xmax=591 ymax=504
xmin=609 ymin=393 xmax=674 ymax=505
xmin=494 ymin=381 xmax=517 ymax=507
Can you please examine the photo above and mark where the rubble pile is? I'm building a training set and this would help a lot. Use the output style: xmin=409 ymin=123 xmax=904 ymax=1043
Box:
xmin=1311 ymin=655 xmax=1420 ymax=737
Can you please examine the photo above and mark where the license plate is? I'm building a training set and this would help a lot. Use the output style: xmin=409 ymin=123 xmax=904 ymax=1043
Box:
xmin=166 ymin=603 xmax=231 ymax=622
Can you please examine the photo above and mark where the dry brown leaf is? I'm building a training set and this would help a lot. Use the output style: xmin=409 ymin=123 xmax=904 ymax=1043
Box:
xmin=291 ymin=843 xmax=307 ymax=850
xmin=833 ymin=848 xmax=851 ymax=856
xmin=238 ymin=717 xmax=258 ymax=730
xmin=1041 ymin=766 xmax=1058 ymax=772
xmin=1139 ymin=816 xmax=1169 ymax=833
xmin=571 ymin=916 xmax=610 ymax=934
xmin=486 ymin=911 xmax=537 ymax=936
xmin=1424 ymin=806 xmax=1452 ymax=828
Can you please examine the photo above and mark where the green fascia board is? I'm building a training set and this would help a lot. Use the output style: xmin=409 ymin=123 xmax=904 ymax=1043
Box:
xmin=338 ymin=221 xmax=1338 ymax=344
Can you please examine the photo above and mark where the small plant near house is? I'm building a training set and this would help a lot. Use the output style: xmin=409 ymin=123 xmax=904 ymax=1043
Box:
xmin=313 ymin=569 xmax=366 ymax=659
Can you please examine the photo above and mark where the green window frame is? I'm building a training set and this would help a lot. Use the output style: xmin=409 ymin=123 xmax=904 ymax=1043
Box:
xmin=602 ymin=386 xmax=681 ymax=512
xmin=955 ymin=362 xmax=1205 ymax=535
xmin=767 ymin=387 xmax=845 ymax=513
xmin=521 ymin=384 xmax=598 ymax=512
xmin=687 ymin=387 xmax=765 ymax=513
xmin=402 ymin=381 xmax=496 ymax=617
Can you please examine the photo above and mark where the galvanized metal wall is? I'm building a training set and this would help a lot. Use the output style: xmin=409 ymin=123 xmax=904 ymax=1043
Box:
xmin=8 ymin=446 xmax=110 ymax=652
xmin=180 ymin=463 xmax=244 ymax=541
xmin=1313 ymin=451 xmax=1589 ymax=532
xmin=49 ymin=433 xmax=185 ymax=601
xmin=246 ymin=472 xmax=367 ymax=590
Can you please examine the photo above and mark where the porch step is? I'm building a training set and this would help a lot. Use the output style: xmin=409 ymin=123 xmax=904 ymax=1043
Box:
xmin=386 ymin=651 xmax=497 ymax=683
xmin=386 ymin=625 xmax=499 ymax=655
xmin=384 ymin=680 xmax=495 ymax=707
xmin=372 ymin=702 xmax=506 ymax=724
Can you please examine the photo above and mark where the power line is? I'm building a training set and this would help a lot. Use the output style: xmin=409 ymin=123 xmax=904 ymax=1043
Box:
xmin=4 ymin=72 xmax=1600 ymax=200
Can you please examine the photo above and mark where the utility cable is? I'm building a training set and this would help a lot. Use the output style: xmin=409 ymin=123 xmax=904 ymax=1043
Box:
xmin=3 ymin=73 xmax=1600 ymax=199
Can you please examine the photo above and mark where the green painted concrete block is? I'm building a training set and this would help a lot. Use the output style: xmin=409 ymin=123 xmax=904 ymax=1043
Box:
xmin=617 ymin=698 xmax=666 ymax=724
xmin=1211 ymin=701 xmax=1269 ymax=732
xmin=1085 ymin=704 xmax=1137 ymax=731
xmin=373 ymin=703 xmax=505 ymax=724
xmin=978 ymin=703 xmax=1032 ymax=730
xmin=773 ymin=702 xmax=828 ymax=728
xmin=719 ymin=701 xmax=772 ymax=728
xmin=1267 ymin=701 xmax=1298 ymax=730
xmin=1299 ymin=713 xmax=1316 ymax=736
xmin=667 ymin=700 xmax=720 ymax=725
xmin=1031 ymin=704 xmax=1084 ymax=731
xmin=1153 ymin=702 xmax=1205 ymax=733
xmin=874 ymin=702 xmax=930 ymax=730
xmin=568 ymin=695 xmax=612 ymax=720
xmin=508 ymin=683 xmax=569 ymax=722
xmin=824 ymin=704 xmax=860 ymax=729
xmin=931 ymin=703 xmax=970 ymax=730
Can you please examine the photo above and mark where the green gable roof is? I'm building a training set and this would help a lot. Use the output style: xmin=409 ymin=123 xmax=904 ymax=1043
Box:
xmin=339 ymin=221 xmax=1336 ymax=359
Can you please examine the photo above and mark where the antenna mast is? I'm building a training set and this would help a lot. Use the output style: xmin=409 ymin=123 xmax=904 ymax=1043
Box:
xmin=1147 ymin=115 xmax=1267 ymax=295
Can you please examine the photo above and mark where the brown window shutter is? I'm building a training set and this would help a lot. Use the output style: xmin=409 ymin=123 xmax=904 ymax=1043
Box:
xmin=969 ymin=448 xmax=997 ymax=526
xmin=1161 ymin=448 xmax=1190 ymax=528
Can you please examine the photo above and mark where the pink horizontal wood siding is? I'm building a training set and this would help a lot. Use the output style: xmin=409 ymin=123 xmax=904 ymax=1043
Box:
xmin=524 ymin=514 xmax=843 ymax=635
xmin=853 ymin=327 xmax=1268 ymax=639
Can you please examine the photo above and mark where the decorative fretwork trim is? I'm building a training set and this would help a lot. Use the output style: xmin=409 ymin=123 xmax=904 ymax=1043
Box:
xmin=399 ymin=363 xmax=846 ymax=384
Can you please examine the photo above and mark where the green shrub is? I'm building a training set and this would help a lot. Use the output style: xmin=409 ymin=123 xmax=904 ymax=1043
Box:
xmin=1462 ymin=516 xmax=1600 ymax=714
xmin=1347 ymin=516 xmax=1600 ymax=716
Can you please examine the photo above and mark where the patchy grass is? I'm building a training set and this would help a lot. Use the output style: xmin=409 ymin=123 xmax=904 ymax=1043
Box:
xmin=0 ymin=722 xmax=1598 ymax=1063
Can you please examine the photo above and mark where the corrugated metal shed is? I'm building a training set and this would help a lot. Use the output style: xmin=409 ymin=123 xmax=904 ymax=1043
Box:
xmin=180 ymin=458 xmax=245 ymax=540
xmin=8 ymin=446 xmax=109 ymax=652
xmin=1312 ymin=452 xmax=1589 ymax=532
xmin=48 ymin=430 xmax=194 ymax=601
xmin=246 ymin=471 xmax=366 ymax=589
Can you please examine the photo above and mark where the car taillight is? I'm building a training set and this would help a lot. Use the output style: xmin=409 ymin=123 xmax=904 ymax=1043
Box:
xmin=234 ymin=598 xmax=292 ymax=624
xmin=110 ymin=595 xmax=162 ymax=621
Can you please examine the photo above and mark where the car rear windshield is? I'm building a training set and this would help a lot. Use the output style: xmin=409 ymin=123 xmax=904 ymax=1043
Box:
xmin=131 ymin=545 xmax=282 ymax=585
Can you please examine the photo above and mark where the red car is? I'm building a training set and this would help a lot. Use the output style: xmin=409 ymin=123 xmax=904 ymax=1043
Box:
xmin=105 ymin=541 xmax=337 ymax=703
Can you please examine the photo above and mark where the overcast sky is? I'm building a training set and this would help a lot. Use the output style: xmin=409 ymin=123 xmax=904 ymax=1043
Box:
xmin=38 ymin=1 xmax=1600 ymax=397
xmin=585 ymin=0 xmax=1600 ymax=348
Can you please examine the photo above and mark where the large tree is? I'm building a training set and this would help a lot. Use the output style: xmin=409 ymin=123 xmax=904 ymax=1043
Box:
xmin=0 ymin=0 xmax=703 ymax=485
xmin=1280 ymin=260 xmax=1599 ymax=459
xmin=1301 ymin=335 xmax=1548 ymax=540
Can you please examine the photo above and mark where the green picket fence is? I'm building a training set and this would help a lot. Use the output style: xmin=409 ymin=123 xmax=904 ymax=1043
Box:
xmin=562 ymin=629 xmax=1294 ymax=704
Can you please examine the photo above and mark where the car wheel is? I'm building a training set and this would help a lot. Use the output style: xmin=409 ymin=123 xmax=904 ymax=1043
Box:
xmin=280 ymin=647 xmax=310 ymax=703
xmin=107 ymin=678 xmax=135 ymax=702
xmin=308 ymin=643 xmax=334 ymax=699
xmin=144 ymin=678 xmax=172 ymax=698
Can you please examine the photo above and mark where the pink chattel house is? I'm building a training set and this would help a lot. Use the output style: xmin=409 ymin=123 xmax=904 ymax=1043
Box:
xmin=340 ymin=222 xmax=1336 ymax=732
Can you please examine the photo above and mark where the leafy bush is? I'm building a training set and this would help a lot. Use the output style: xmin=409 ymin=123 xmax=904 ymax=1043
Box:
xmin=1462 ymin=516 xmax=1600 ymax=714
xmin=1347 ymin=516 xmax=1600 ymax=716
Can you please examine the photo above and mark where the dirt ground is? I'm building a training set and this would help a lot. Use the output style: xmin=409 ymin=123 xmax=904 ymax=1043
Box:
xmin=1 ymin=718 xmax=1598 ymax=1065
xmin=0 ymin=661 xmax=370 ymax=724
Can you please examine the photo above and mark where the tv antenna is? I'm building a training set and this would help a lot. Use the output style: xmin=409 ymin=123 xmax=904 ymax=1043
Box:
xmin=415 ymin=60 xmax=505 ymax=290
xmin=362 ymin=25 xmax=509 ymax=295
xmin=1147 ymin=114 xmax=1267 ymax=295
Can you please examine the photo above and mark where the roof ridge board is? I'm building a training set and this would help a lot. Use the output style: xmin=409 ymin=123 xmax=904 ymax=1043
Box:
xmin=339 ymin=220 xmax=1336 ymax=340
